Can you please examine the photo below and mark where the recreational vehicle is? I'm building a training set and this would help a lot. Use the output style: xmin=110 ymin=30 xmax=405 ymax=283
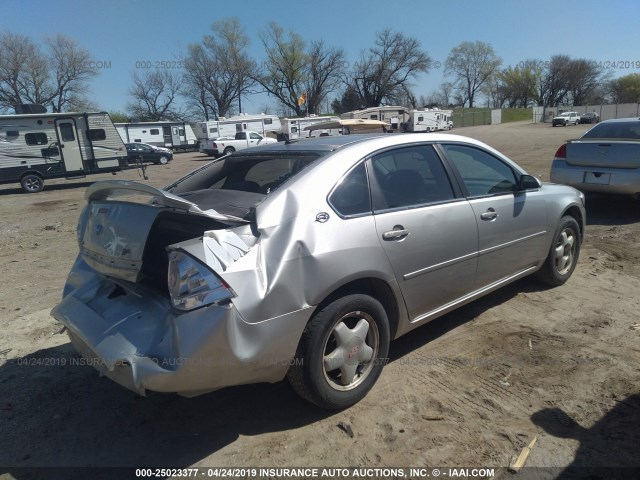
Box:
xmin=304 ymin=118 xmax=390 ymax=135
xmin=279 ymin=115 xmax=341 ymax=140
xmin=340 ymin=106 xmax=408 ymax=132
xmin=403 ymin=108 xmax=454 ymax=132
xmin=196 ymin=113 xmax=281 ymax=142
xmin=115 ymin=122 xmax=198 ymax=151
xmin=0 ymin=111 xmax=127 ymax=193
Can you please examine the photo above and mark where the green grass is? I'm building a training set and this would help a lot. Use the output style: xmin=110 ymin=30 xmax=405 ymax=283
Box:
xmin=452 ymin=107 xmax=533 ymax=126
xmin=501 ymin=108 xmax=532 ymax=123
xmin=452 ymin=108 xmax=491 ymax=127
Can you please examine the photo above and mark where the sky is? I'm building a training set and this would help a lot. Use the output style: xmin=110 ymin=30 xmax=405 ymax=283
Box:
xmin=2 ymin=0 xmax=640 ymax=116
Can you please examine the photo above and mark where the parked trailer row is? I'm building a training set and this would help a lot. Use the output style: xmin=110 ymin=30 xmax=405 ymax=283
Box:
xmin=340 ymin=107 xmax=453 ymax=133
xmin=115 ymin=121 xmax=198 ymax=151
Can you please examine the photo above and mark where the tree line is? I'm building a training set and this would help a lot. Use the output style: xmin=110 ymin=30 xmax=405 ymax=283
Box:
xmin=2 ymin=21 xmax=640 ymax=121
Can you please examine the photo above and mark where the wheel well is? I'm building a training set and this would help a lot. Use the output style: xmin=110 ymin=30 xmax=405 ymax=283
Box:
xmin=562 ymin=205 xmax=584 ymax=240
xmin=311 ymin=278 xmax=400 ymax=339
xmin=20 ymin=171 xmax=44 ymax=180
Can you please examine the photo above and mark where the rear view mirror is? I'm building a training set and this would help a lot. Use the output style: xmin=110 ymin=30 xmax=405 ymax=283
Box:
xmin=519 ymin=174 xmax=541 ymax=191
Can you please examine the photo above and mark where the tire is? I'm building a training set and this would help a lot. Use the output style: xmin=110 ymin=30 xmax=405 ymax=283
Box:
xmin=156 ymin=155 xmax=169 ymax=165
xmin=20 ymin=173 xmax=44 ymax=193
xmin=223 ymin=147 xmax=235 ymax=156
xmin=287 ymin=294 xmax=390 ymax=410
xmin=536 ymin=216 xmax=581 ymax=286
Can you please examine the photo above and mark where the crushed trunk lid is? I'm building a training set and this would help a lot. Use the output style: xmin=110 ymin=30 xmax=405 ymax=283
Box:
xmin=79 ymin=181 xmax=251 ymax=282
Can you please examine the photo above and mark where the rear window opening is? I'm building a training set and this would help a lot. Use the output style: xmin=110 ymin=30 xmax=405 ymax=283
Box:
xmin=166 ymin=152 xmax=322 ymax=198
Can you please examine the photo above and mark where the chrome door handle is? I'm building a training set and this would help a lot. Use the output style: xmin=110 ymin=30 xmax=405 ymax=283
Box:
xmin=382 ymin=229 xmax=410 ymax=240
xmin=480 ymin=209 xmax=498 ymax=220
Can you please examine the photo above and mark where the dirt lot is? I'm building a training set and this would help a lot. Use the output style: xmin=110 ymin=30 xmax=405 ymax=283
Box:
xmin=1 ymin=122 xmax=639 ymax=478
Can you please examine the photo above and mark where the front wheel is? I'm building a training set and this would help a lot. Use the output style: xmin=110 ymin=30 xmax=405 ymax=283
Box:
xmin=535 ymin=216 xmax=581 ymax=286
xmin=287 ymin=294 xmax=390 ymax=410
xmin=21 ymin=174 xmax=44 ymax=193
xmin=156 ymin=155 xmax=169 ymax=165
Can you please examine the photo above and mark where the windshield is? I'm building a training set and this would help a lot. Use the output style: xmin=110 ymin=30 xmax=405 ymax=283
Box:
xmin=581 ymin=122 xmax=640 ymax=140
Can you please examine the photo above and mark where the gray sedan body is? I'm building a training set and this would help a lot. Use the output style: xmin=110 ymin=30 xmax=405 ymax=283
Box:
xmin=550 ymin=118 xmax=640 ymax=196
xmin=52 ymin=133 xmax=585 ymax=409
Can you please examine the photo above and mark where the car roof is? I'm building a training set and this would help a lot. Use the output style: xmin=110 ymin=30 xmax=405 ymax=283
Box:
xmin=231 ymin=133 xmax=389 ymax=156
xmin=231 ymin=132 xmax=498 ymax=157
xmin=597 ymin=117 xmax=640 ymax=124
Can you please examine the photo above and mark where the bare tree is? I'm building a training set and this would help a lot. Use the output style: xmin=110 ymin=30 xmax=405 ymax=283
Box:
xmin=0 ymin=32 xmax=98 ymax=113
xmin=481 ymin=74 xmax=506 ymax=108
xmin=0 ymin=32 xmax=50 ymax=110
xmin=445 ymin=41 xmax=502 ymax=108
xmin=44 ymin=34 xmax=98 ymax=112
xmin=127 ymin=70 xmax=184 ymax=121
xmin=348 ymin=29 xmax=431 ymax=107
xmin=303 ymin=40 xmax=345 ymax=115
xmin=536 ymin=55 xmax=572 ymax=107
xmin=182 ymin=17 xmax=256 ymax=119
xmin=256 ymin=22 xmax=345 ymax=116
xmin=182 ymin=43 xmax=217 ymax=119
xmin=566 ymin=58 xmax=608 ymax=106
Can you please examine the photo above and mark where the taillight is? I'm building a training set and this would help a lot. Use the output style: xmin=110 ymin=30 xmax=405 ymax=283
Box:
xmin=554 ymin=144 xmax=567 ymax=159
xmin=167 ymin=250 xmax=234 ymax=311
xmin=212 ymin=142 xmax=218 ymax=148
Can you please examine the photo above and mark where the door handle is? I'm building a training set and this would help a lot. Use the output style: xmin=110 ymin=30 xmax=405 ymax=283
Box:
xmin=480 ymin=208 xmax=498 ymax=220
xmin=382 ymin=228 xmax=410 ymax=240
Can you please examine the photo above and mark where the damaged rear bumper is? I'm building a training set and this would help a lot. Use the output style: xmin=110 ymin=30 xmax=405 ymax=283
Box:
xmin=51 ymin=259 xmax=311 ymax=397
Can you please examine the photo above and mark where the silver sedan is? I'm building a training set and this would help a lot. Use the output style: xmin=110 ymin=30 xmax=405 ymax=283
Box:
xmin=52 ymin=134 xmax=585 ymax=409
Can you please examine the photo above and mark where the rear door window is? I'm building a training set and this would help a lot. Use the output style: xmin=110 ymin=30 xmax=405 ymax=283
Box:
xmin=369 ymin=144 xmax=455 ymax=211
xmin=442 ymin=144 xmax=517 ymax=197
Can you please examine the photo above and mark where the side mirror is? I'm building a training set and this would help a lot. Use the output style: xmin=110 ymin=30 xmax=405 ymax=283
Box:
xmin=518 ymin=174 xmax=541 ymax=191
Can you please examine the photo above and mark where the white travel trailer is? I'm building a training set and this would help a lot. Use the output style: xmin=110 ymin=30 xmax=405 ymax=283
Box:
xmin=115 ymin=121 xmax=198 ymax=151
xmin=196 ymin=113 xmax=281 ymax=142
xmin=403 ymin=108 xmax=454 ymax=132
xmin=340 ymin=106 xmax=408 ymax=132
xmin=279 ymin=115 xmax=342 ymax=140
xmin=0 ymin=111 xmax=127 ymax=193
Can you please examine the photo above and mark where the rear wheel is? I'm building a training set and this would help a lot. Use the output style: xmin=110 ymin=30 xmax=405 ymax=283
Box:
xmin=536 ymin=216 xmax=581 ymax=286
xmin=223 ymin=147 xmax=235 ymax=156
xmin=287 ymin=294 xmax=390 ymax=410
xmin=20 ymin=174 xmax=44 ymax=193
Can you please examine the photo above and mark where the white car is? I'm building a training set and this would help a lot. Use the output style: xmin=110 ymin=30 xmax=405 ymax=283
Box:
xmin=552 ymin=112 xmax=580 ymax=127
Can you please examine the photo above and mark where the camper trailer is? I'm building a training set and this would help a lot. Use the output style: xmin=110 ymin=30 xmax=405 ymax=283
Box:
xmin=340 ymin=106 xmax=408 ymax=132
xmin=304 ymin=118 xmax=390 ymax=135
xmin=197 ymin=113 xmax=281 ymax=154
xmin=403 ymin=108 xmax=454 ymax=132
xmin=115 ymin=121 xmax=198 ymax=151
xmin=0 ymin=111 xmax=127 ymax=193
xmin=279 ymin=115 xmax=341 ymax=140
xmin=196 ymin=113 xmax=281 ymax=141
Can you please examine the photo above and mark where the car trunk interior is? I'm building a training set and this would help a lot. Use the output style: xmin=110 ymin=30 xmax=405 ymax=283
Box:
xmin=139 ymin=211 xmax=229 ymax=296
